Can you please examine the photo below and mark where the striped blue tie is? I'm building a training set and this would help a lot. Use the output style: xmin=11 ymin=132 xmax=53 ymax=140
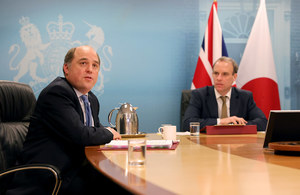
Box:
xmin=80 ymin=95 xmax=92 ymax=126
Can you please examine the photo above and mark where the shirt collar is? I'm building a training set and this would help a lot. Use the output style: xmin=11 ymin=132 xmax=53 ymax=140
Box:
xmin=73 ymin=88 xmax=88 ymax=98
xmin=214 ymin=88 xmax=232 ymax=99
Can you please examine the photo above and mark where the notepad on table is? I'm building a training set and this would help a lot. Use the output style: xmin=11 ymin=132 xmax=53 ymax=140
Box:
xmin=105 ymin=140 xmax=174 ymax=149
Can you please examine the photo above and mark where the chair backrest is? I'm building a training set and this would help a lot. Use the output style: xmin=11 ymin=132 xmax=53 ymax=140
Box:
xmin=0 ymin=81 xmax=36 ymax=171
xmin=180 ymin=89 xmax=192 ymax=131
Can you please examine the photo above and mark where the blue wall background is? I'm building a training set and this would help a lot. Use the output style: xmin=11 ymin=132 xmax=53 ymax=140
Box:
xmin=0 ymin=0 xmax=293 ymax=132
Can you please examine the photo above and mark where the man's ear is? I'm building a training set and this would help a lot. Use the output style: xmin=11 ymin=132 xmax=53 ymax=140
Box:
xmin=233 ymin=73 xmax=237 ymax=81
xmin=63 ymin=63 xmax=69 ymax=76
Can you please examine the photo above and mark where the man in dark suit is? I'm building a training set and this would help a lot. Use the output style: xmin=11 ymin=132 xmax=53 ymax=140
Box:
xmin=7 ymin=46 xmax=123 ymax=194
xmin=183 ymin=57 xmax=267 ymax=131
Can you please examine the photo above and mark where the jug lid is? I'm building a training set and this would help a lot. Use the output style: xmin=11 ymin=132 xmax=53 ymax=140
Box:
xmin=120 ymin=102 xmax=136 ymax=112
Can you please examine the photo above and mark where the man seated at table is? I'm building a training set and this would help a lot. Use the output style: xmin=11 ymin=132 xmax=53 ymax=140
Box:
xmin=183 ymin=56 xmax=267 ymax=131
xmin=7 ymin=46 xmax=124 ymax=194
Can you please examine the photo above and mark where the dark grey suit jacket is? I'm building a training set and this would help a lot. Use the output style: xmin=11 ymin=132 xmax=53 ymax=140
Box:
xmin=183 ymin=86 xmax=267 ymax=131
xmin=9 ymin=77 xmax=113 ymax=193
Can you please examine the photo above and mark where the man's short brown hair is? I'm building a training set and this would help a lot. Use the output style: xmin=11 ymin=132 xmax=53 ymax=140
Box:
xmin=213 ymin=56 xmax=238 ymax=74
xmin=63 ymin=46 xmax=101 ymax=75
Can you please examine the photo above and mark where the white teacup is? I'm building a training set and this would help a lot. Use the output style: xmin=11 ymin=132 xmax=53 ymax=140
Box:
xmin=157 ymin=124 xmax=171 ymax=135
xmin=158 ymin=125 xmax=176 ymax=140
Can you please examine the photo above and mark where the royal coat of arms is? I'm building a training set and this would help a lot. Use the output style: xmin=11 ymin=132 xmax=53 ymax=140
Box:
xmin=8 ymin=14 xmax=112 ymax=96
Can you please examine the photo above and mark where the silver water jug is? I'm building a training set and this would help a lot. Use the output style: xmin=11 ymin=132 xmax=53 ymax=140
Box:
xmin=108 ymin=103 xmax=139 ymax=134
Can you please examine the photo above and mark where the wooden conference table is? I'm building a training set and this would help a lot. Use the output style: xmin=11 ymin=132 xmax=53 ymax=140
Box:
xmin=85 ymin=133 xmax=300 ymax=195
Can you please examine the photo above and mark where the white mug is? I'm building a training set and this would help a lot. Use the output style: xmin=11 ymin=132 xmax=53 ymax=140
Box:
xmin=157 ymin=124 xmax=172 ymax=137
xmin=157 ymin=124 xmax=172 ymax=132
xmin=158 ymin=125 xmax=176 ymax=140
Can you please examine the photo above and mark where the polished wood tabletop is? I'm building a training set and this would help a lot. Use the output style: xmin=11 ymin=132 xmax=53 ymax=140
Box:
xmin=85 ymin=133 xmax=300 ymax=195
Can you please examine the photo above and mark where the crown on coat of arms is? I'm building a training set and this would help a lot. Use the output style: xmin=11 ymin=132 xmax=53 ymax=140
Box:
xmin=47 ymin=15 xmax=74 ymax=40
xmin=19 ymin=16 xmax=30 ymax=26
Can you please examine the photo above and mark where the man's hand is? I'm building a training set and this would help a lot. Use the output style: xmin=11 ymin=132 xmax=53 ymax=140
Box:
xmin=220 ymin=116 xmax=247 ymax=125
xmin=106 ymin=127 xmax=122 ymax=140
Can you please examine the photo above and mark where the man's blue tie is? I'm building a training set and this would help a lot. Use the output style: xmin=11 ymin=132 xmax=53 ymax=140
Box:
xmin=80 ymin=95 xmax=92 ymax=126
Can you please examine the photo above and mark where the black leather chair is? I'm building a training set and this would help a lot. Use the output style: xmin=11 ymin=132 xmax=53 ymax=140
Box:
xmin=180 ymin=89 xmax=192 ymax=131
xmin=0 ymin=81 xmax=61 ymax=194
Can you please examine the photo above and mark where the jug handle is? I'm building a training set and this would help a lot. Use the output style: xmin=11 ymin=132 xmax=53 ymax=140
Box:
xmin=108 ymin=108 xmax=119 ymax=128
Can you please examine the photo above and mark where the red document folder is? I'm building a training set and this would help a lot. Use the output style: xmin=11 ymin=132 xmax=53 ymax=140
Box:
xmin=200 ymin=125 xmax=257 ymax=135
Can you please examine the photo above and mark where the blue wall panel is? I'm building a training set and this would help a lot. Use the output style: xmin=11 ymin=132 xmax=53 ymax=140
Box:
xmin=0 ymin=0 xmax=293 ymax=132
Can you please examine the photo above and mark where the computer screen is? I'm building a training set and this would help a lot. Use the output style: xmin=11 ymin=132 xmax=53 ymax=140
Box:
xmin=263 ymin=110 xmax=300 ymax=148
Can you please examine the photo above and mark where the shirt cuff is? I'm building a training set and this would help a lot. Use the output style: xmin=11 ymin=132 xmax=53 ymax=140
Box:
xmin=105 ymin=127 xmax=114 ymax=135
xmin=217 ymin=118 xmax=221 ymax=125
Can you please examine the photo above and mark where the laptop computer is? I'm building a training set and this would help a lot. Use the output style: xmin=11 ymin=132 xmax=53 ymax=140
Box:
xmin=263 ymin=110 xmax=300 ymax=148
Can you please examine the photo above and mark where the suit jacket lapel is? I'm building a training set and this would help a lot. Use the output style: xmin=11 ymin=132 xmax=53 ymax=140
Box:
xmin=230 ymin=87 xmax=240 ymax=116
xmin=206 ymin=87 xmax=218 ymax=118
xmin=63 ymin=78 xmax=85 ymax=123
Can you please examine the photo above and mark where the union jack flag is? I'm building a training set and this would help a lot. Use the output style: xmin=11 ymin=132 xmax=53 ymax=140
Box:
xmin=191 ymin=1 xmax=228 ymax=89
